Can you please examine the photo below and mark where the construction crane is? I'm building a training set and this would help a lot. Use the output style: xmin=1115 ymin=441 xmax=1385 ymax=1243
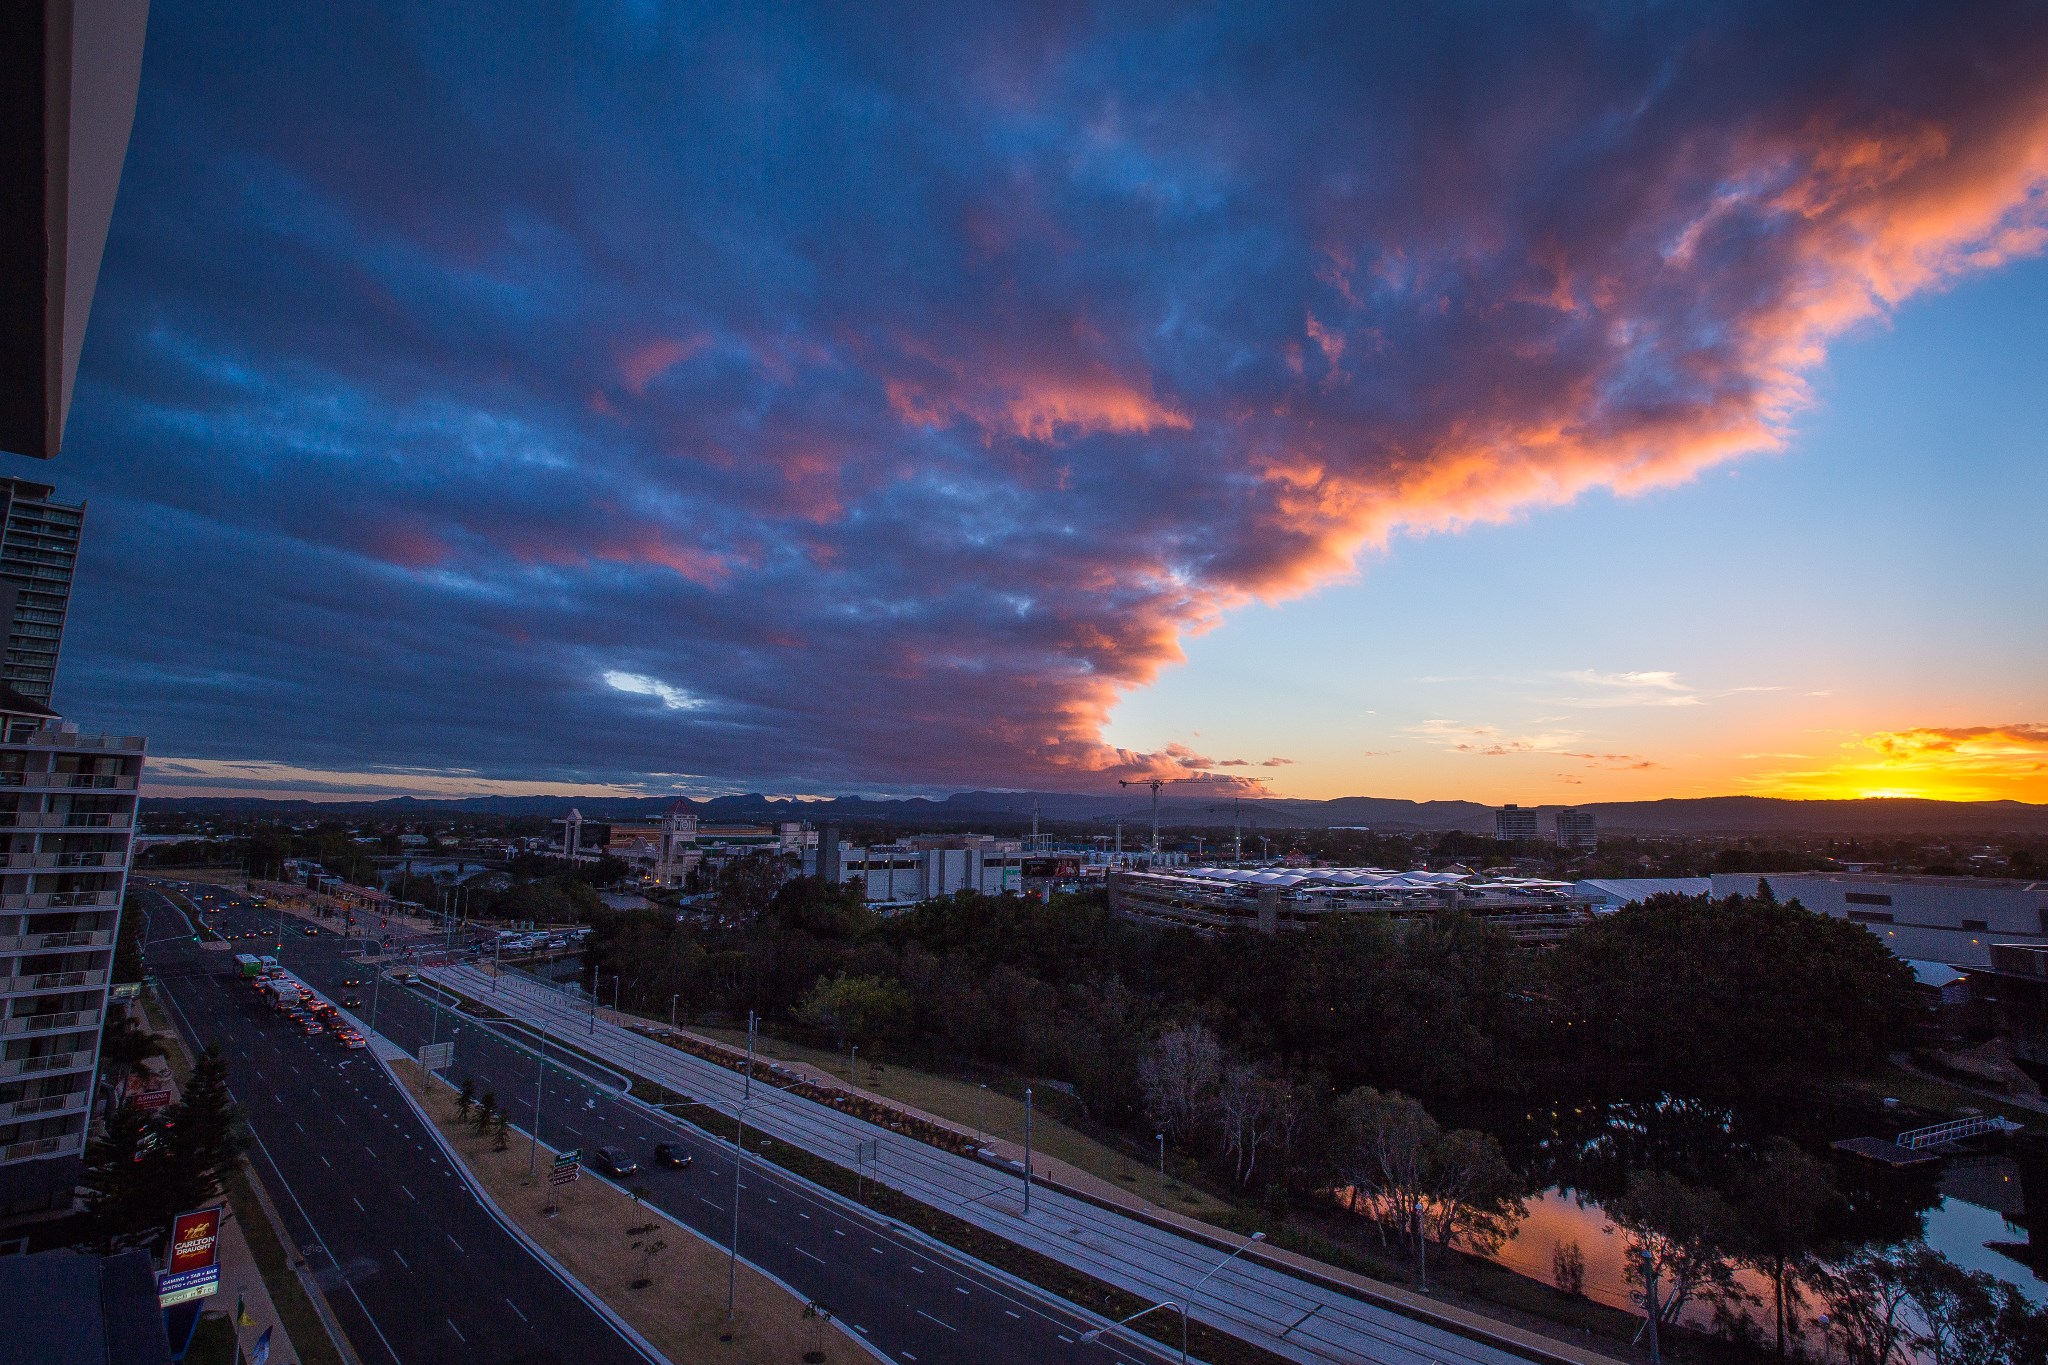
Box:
xmin=1117 ymin=774 xmax=1225 ymax=854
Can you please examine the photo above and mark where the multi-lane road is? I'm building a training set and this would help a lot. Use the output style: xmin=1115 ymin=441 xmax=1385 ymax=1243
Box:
xmin=424 ymin=962 xmax=1551 ymax=1365
xmin=140 ymin=884 xmax=656 ymax=1365
xmin=141 ymin=881 xmax=1178 ymax=1365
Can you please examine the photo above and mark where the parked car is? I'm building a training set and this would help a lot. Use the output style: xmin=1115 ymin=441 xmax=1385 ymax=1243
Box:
xmin=653 ymin=1142 xmax=692 ymax=1170
xmin=592 ymin=1145 xmax=638 ymax=1178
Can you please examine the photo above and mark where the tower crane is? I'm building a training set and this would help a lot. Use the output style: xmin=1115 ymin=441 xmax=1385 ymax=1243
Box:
xmin=1116 ymin=774 xmax=1225 ymax=854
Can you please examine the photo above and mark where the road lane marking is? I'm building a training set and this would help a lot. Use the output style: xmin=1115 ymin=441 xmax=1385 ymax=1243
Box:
xmin=1003 ymin=1310 xmax=1021 ymax=1319
xmin=505 ymin=1298 xmax=528 ymax=1323
xmin=400 ymin=1185 xmax=415 ymax=1201
xmin=319 ymin=1155 xmax=331 ymax=1168
xmin=446 ymin=1319 xmax=466 ymax=1343
xmin=352 ymin=1197 xmax=365 ymax=1212
xmin=909 ymin=1265 xmax=924 ymax=1275
xmin=797 ymin=1247 xmax=825 ymax=1264
xmin=391 ymin=1249 xmax=408 ymax=1268
xmin=916 ymin=1311 xmax=956 ymax=1332
xmin=447 ymin=1233 xmax=465 ymax=1254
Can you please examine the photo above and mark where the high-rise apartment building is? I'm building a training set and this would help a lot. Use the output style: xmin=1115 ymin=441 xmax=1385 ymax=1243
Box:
xmin=1494 ymin=804 xmax=1540 ymax=841
xmin=0 ymin=688 xmax=143 ymax=1215
xmin=1554 ymin=807 xmax=1597 ymax=851
xmin=0 ymin=478 xmax=83 ymax=705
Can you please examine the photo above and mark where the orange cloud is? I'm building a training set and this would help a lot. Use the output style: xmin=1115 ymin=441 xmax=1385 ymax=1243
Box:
xmin=1747 ymin=723 xmax=2048 ymax=801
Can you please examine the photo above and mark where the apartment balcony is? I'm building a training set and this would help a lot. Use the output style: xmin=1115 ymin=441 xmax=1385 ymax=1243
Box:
xmin=1 ymin=969 xmax=106 ymax=995
xmin=0 ymin=930 xmax=113 ymax=954
xmin=0 ymin=1009 xmax=98 ymax=1036
xmin=0 ymin=1050 xmax=84 ymax=1079
xmin=0 ymin=812 xmax=133 ymax=831
xmin=0 ymin=891 xmax=122 ymax=912
xmin=0 ymin=852 xmax=128 ymax=870
xmin=0 ymin=772 xmax=139 ymax=792
xmin=0 ymin=1090 xmax=87 ymax=1122
xmin=1 ymin=1132 xmax=79 ymax=1162
xmin=14 ymin=732 xmax=146 ymax=753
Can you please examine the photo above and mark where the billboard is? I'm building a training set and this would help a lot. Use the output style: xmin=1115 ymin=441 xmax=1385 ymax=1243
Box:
xmin=157 ymin=1206 xmax=224 ymax=1307
xmin=167 ymin=1207 xmax=222 ymax=1274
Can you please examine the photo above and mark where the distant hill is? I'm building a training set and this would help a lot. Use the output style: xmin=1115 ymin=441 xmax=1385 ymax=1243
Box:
xmin=137 ymin=788 xmax=2048 ymax=836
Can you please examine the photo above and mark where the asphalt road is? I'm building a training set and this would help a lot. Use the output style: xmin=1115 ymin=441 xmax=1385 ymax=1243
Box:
xmin=427 ymin=960 xmax=1544 ymax=1365
xmin=139 ymin=886 xmax=657 ymax=1365
xmin=146 ymin=880 xmax=1172 ymax=1365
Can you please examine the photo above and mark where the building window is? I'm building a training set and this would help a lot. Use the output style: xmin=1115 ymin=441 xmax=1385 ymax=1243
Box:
xmin=1845 ymin=892 xmax=1894 ymax=907
xmin=1847 ymin=910 xmax=1895 ymax=924
xmin=1962 ymin=919 xmax=1989 ymax=931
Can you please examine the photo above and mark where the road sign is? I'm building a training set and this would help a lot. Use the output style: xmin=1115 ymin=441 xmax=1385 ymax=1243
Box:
xmin=417 ymin=1041 xmax=454 ymax=1071
xmin=549 ymin=1165 xmax=579 ymax=1186
xmin=554 ymin=1148 xmax=581 ymax=1166
xmin=133 ymin=1088 xmax=173 ymax=1112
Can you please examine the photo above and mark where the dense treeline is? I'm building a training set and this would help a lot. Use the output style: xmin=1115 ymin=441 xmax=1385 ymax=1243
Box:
xmin=585 ymin=884 xmax=1917 ymax=1154
xmin=577 ymin=884 xmax=2046 ymax=1356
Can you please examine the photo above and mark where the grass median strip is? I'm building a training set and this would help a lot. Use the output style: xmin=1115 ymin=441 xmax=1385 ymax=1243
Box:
xmin=440 ymin=982 xmax=1295 ymax=1365
xmin=389 ymin=1059 xmax=861 ymax=1365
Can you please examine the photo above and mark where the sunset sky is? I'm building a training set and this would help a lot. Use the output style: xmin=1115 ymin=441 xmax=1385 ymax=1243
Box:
xmin=26 ymin=3 xmax=2048 ymax=804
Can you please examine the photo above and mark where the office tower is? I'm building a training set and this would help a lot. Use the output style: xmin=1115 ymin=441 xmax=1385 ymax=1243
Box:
xmin=1554 ymin=807 xmax=1597 ymax=851
xmin=0 ymin=687 xmax=143 ymax=1214
xmin=0 ymin=478 xmax=82 ymax=705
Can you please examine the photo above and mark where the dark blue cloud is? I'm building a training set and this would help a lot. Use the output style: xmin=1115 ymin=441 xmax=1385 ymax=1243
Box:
xmin=37 ymin=1 xmax=2048 ymax=793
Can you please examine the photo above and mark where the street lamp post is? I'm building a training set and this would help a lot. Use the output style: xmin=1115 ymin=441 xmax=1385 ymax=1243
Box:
xmin=669 ymin=994 xmax=679 ymax=1030
xmin=528 ymin=1012 xmax=551 ymax=1177
xmin=727 ymin=1097 xmax=755 ymax=1320
xmin=976 ymin=1083 xmax=986 ymax=1143
xmin=1022 ymin=1087 xmax=1033 ymax=1215
xmin=1157 ymin=1132 xmax=1166 ymax=1189
xmin=1078 ymin=1231 xmax=1265 ymax=1365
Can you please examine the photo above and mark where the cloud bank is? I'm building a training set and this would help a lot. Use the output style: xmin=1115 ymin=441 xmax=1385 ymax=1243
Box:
xmin=56 ymin=2 xmax=2048 ymax=794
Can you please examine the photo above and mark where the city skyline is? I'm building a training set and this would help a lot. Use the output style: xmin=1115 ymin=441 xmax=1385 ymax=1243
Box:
xmin=27 ymin=3 xmax=2048 ymax=804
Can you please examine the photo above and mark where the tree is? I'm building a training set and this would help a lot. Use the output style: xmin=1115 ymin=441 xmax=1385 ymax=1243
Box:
xmin=472 ymin=1091 xmax=497 ymax=1139
xmin=1216 ymin=1061 xmax=1273 ymax=1187
xmin=1547 ymin=893 xmax=1919 ymax=1096
xmin=1553 ymin=1240 xmax=1586 ymax=1297
xmin=491 ymin=1108 xmax=512 ymax=1153
xmin=1734 ymin=1137 xmax=1839 ymax=1356
xmin=794 ymin=973 xmax=912 ymax=1048
xmin=153 ymin=1045 xmax=244 ymax=1223
xmin=455 ymin=1076 xmax=476 ymax=1123
xmin=1608 ymin=1170 xmax=1746 ymax=1329
xmin=1893 ymin=1243 xmax=2048 ymax=1365
xmin=1336 ymin=1087 xmax=1526 ymax=1287
xmin=97 ymin=1011 xmax=166 ymax=1097
xmin=1814 ymin=1247 xmax=1916 ymax=1365
xmin=1137 ymin=1023 xmax=1224 ymax=1144
xmin=78 ymin=1102 xmax=162 ymax=1251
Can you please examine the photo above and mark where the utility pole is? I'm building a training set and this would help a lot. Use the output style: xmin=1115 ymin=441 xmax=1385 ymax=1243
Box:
xmin=977 ymin=1083 xmax=986 ymax=1142
xmin=1157 ymin=1132 xmax=1166 ymax=1188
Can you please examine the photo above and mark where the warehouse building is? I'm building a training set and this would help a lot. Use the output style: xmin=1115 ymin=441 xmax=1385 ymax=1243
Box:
xmin=1711 ymin=871 xmax=2048 ymax=970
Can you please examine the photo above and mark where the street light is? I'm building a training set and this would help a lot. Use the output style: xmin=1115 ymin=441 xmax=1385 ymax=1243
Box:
xmin=1077 ymin=1231 xmax=1265 ymax=1365
xmin=727 ymin=1096 xmax=756 ymax=1320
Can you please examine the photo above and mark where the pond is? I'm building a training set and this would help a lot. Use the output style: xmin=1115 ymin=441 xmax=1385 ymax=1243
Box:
xmin=1487 ymin=1157 xmax=2045 ymax=1337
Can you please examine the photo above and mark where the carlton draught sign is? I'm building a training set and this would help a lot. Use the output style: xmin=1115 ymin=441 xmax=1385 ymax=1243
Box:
xmin=156 ymin=1207 xmax=223 ymax=1307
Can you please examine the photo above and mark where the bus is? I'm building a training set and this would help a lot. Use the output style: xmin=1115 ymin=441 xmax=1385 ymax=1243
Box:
xmin=233 ymin=953 xmax=262 ymax=979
